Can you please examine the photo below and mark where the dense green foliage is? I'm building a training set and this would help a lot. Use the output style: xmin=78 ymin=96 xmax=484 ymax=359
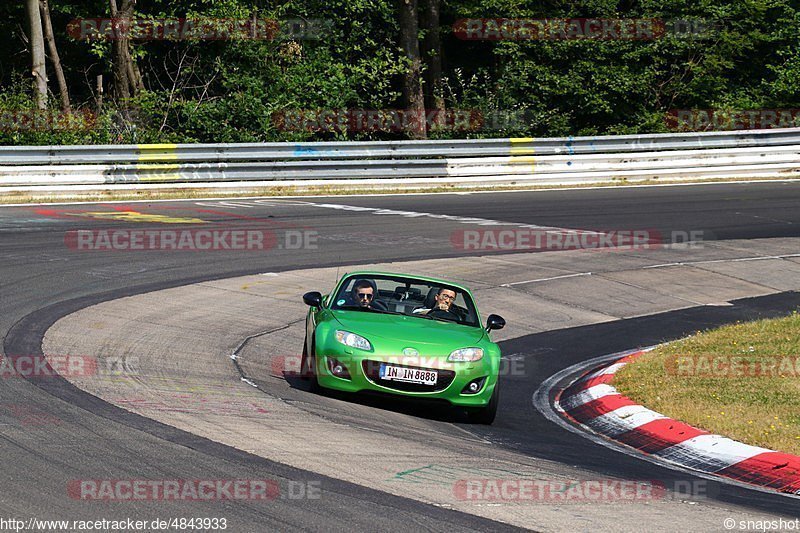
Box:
xmin=1 ymin=0 xmax=798 ymax=144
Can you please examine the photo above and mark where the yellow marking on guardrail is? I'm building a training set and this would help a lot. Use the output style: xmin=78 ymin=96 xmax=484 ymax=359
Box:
xmin=509 ymin=139 xmax=536 ymax=173
xmin=510 ymin=137 xmax=535 ymax=155
xmin=137 ymin=144 xmax=179 ymax=162
xmin=137 ymin=144 xmax=182 ymax=182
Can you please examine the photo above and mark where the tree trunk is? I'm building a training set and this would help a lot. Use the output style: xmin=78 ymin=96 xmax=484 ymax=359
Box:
xmin=26 ymin=0 xmax=48 ymax=110
xmin=110 ymin=0 xmax=141 ymax=107
xmin=39 ymin=0 xmax=70 ymax=113
xmin=128 ymin=55 xmax=145 ymax=92
xmin=109 ymin=0 xmax=129 ymax=102
xmin=420 ymin=0 xmax=444 ymax=132
xmin=396 ymin=0 xmax=426 ymax=139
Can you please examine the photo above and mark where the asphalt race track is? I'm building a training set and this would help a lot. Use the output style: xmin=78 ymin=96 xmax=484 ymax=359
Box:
xmin=2 ymin=181 xmax=800 ymax=531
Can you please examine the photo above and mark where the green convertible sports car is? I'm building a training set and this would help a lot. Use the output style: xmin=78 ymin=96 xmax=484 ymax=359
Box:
xmin=301 ymin=271 xmax=506 ymax=424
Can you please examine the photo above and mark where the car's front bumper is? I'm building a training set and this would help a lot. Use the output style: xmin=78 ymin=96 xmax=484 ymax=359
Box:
xmin=313 ymin=344 xmax=498 ymax=407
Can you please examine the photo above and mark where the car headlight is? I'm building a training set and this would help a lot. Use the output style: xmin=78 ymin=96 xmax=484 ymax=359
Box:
xmin=335 ymin=330 xmax=372 ymax=351
xmin=448 ymin=347 xmax=484 ymax=362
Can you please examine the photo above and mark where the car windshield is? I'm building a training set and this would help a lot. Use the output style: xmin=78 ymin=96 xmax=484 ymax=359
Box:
xmin=331 ymin=275 xmax=480 ymax=327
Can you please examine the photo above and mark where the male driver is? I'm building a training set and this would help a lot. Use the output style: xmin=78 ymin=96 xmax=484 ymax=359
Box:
xmin=414 ymin=287 xmax=465 ymax=321
xmin=351 ymin=279 xmax=376 ymax=308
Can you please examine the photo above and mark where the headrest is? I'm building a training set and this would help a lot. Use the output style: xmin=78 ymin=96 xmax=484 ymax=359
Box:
xmin=424 ymin=287 xmax=439 ymax=308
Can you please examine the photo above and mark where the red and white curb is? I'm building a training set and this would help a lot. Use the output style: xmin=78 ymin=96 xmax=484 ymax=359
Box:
xmin=534 ymin=348 xmax=800 ymax=498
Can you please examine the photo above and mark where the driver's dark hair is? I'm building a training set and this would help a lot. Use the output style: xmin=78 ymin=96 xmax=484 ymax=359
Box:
xmin=437 ymin=287 xmax=455 ymax=295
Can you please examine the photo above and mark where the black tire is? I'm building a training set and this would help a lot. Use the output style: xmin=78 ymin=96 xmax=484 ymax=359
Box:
xmin=301 ymin=337 xmax=320 ymax=392
xmin=466 ymin=382 xmax=499 ymax=425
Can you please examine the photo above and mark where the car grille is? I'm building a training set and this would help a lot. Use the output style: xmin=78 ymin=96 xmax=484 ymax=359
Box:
xmin=362 ymin=360 xmax=456 ymax=392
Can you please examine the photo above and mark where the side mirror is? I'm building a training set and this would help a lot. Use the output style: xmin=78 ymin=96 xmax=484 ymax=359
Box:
xmin=486 ymin=314 xmax=505 ymax=331
xmin=303 ymin=291 xmax=323 ymax=308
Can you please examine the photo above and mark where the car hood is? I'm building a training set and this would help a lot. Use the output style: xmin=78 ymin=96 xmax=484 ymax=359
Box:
xmin=331 ymin=309 xmax=485 ymax=347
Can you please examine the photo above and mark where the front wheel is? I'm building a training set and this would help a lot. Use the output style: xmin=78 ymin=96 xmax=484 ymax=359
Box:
xmin=466 ymin=382 xmax=499 ymax=425
xmin=301 ymin=337 xmax=320 ymax=392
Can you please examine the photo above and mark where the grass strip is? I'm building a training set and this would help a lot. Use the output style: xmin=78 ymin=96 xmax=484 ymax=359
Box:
xmin=615 ymin=311 xmax=800 ymax=454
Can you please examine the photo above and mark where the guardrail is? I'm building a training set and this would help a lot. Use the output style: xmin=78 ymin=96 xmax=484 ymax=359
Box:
xmin=1 ymin=129 xmax=799 ymax=190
